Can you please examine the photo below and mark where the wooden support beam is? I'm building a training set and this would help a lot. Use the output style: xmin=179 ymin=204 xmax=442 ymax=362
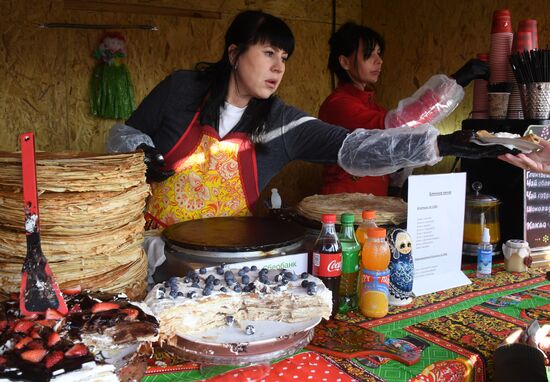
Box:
xmin=63 ymin=0 xmax=222 ymax=19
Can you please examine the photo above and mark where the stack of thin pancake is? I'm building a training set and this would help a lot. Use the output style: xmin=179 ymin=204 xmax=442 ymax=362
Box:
xmin=0 ymin=151 xmax=149 ymax=299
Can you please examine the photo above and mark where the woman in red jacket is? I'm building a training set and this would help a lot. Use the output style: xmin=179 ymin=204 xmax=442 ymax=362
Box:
xmin=319 ymin=22 xmax=488 ymax=196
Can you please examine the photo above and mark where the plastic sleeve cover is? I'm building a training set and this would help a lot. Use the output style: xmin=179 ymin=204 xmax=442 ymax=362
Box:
xmin=384 ymin=75 xmax=464 ymax=129
xmin=338 ymin=124 xmax=441 ymax=177
xmin=105 ymin=123 xmax=155 ymax=153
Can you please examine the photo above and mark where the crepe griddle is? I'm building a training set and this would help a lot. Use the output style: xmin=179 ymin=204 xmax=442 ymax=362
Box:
xmin=162 ymin=216 xmax=305 ymax=252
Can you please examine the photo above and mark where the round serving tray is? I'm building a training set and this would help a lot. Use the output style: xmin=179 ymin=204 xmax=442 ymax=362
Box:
xmin=162 ymin=217 xmax=305 ymax=252
xmin=163 ymin=318 xmax=319 ymax=365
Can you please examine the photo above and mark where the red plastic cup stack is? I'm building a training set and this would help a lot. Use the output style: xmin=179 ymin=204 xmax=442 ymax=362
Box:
xmin=489 ymin=9 xmax=514 ymax=84
xmin=518 ymin=19 xmax=538 ymax=49
xmin=472 ymin=53 xmax=489 ymax=119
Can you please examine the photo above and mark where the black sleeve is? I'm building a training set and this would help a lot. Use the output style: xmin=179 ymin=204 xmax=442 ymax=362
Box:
xmin=126 ymin=73 xmax=174 ymax=136
xmin=273 ymin=102 xmax=348 ymax=164
xmin=493 ymin=343 xmax=547 ymax=382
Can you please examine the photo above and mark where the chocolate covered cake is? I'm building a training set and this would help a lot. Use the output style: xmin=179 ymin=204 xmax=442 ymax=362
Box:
xmin=0 ymin=292 xmax=158 ymax=381
xmin=145 ymin=266 xmax=332 ymax=341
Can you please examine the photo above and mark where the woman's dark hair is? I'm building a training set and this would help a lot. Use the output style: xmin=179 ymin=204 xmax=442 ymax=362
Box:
xmin=196 ymin=10 xmax=295 ymax=143
xmin=328 ymin=22 xmax=384 ymax=83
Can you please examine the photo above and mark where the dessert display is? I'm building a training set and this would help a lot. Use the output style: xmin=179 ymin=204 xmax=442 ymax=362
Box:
xmin=145 ymin=265 xmax=332 ymax=341
xmin=472 ymin=129 xmax=543 ymax=153
xmin=0 ymin=291 xmax=159 ymax=382
xmin=475 ymin=129 xmax=542 ymax=143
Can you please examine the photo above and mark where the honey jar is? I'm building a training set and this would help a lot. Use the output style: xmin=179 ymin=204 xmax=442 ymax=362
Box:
xmin=502 ymin=240 xmax=531 ymax=273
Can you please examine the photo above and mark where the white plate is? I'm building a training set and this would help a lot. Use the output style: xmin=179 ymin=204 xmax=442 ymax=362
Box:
xmin=180 ymin=317 xmax=321 ymax=345
xmin=471 ymin=137 xmax=542 ymax=153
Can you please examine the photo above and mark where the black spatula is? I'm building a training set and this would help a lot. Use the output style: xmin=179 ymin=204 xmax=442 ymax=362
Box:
xmin=19 ymin=133 xmax=67 ymax=316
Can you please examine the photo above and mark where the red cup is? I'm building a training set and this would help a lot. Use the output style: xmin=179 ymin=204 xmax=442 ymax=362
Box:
xmin=477 ymin=53 xmax=489 ymax=62
xmin=492 ymin=16 xmax=513 ymax=33
xmin=518 ymin=19 xmax=538 ymax=49
xmin=493 ymin=9 xmax=511 ymax=18
xmin=515 ymin=31 xmax=533 ymax=52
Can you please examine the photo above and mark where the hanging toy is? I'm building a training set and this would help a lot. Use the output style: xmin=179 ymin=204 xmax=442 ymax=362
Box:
xmin=90 ymin=32 xmax=135 ymax=119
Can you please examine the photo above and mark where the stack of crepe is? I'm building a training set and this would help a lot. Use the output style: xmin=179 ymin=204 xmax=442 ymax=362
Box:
xmin=0 ymin=151 xmax=149 ymax=299
xmin=296 ymin=193 xmax=407 ymax=226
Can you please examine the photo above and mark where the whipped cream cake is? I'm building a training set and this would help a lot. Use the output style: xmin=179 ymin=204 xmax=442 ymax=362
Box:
xmin=0 ymin=292 xmax=158 ymax=381
xmin=145 ymin=266 xmax=332 ymax=341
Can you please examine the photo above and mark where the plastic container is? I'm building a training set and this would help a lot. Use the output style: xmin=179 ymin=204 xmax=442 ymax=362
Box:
xmin=270 ymin=188 xmax=282 ymax=209
xmin=355 ymin=210 xmax=377 ymax=246
xmin=476 ymin=227 xmax=493 ymax=278
xmin=338 ymin=213 xmax=360 ymax=313
xmin=361 ymin=227 xmax=390 ymax=271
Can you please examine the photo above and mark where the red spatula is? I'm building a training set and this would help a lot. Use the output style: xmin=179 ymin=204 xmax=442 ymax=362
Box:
xmin=19 ymin=133 xmax=67 ymax=316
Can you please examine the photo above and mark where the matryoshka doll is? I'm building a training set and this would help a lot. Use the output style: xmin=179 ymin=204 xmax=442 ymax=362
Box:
xmin=387 ymin=228 xmax=414 ymax=306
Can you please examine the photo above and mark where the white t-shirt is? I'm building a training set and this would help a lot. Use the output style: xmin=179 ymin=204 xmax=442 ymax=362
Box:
xmin=219 ymin=102 xmax=246 ymax=138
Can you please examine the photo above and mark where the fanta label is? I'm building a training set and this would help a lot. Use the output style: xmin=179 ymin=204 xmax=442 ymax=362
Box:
xmin=361 ymin=269 xmax=389 ymax=295
xmin=312 ymin=252 xmax=342 ymax=277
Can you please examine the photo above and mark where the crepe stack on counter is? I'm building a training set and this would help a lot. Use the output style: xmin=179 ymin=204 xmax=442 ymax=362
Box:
xmin=296 ymin=193 xmax=407 ymax=226
xmin=0 ymin=151 xmax=150 ymax=299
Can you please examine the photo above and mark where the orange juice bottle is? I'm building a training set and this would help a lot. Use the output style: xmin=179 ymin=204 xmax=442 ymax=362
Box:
xmin=356 ymin=210 xmax=377 ymax=246
xmin=359 ymin=227 xmax=390 ymax=318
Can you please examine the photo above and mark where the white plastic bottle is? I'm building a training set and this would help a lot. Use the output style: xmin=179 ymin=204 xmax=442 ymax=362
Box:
xmin=476 ymin=227 xmax=492 ymax=278
xmin=270 ymin=188 xmax=282 ymax=209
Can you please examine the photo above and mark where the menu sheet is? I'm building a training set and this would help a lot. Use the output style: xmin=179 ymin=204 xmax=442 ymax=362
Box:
xmin=407 ymin=173 xmax=471 ymax=296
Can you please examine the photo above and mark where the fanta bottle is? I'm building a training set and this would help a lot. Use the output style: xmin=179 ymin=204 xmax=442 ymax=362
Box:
xmin=359 ymin=227 xmax=390 ymax=318
xmin=355 ymin=210 xmax=377 ymax=246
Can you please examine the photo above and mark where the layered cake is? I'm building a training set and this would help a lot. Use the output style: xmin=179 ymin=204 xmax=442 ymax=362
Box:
xmin=145 ymin=266 xmax=332 ymax=340
xmin=0 ymin=291 xmax=158 ymax=381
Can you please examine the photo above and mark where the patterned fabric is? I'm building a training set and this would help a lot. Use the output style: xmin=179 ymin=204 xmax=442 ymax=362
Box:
xmin=146 ymin=131 xmax=251 ymax=226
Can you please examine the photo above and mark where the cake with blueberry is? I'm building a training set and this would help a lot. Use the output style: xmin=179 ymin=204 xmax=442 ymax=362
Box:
xmin=0 ymin=291 xmax=159 ymax=381
xmin=145 ymin=266 xmax=332 ymax=341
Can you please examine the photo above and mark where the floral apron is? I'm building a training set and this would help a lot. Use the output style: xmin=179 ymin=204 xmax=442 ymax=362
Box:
xmin=145 ymin=109 xmax=259 ymax=228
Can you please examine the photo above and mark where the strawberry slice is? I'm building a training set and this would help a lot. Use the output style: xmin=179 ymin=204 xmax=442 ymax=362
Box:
xmin=91 ymin=302 xmax=119 ymax=313
xmin=36 ymin=319 xmax=57 ymax=328
xmin=120 ymin=308 xmax=139 ymax=321
xmin=45 ymin=350 xmax=64 ymax=369
xmin=26 ymin=340 xmax=44 ymax=350
xmin=15 ymin=336 xmax=33 ymax=349
xmin=47 ymin=332 xmax=61 ymax=347
xmin=14 ymin=320 xmax=35 ymax=334
xmin=45 ymin=308 xmax=65 ymax=320
xmin=20 ymin=349 xmax=47 ymax=363
xmin=65 ymin=343 xmax=88 ymax=358
xmin=0 ymin=320 xmax=7 ymax=332
xmin=61 ymin=285 xmax=82 ymax=295
xmin=69 ymin=303 xmax=82 ymax=314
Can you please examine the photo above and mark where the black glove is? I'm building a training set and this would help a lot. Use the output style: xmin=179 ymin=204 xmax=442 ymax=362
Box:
xmin=137 ymin=143 xmax=175 ymax=182
xmin=437 ymin=130 xmax=519 ymax=159
xmin=450 ymin=58 xmax=489 ymax=87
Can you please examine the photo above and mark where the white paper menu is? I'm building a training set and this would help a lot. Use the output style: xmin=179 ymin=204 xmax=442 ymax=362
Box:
xmin=407 ymin=173 xmax=471 ymax=296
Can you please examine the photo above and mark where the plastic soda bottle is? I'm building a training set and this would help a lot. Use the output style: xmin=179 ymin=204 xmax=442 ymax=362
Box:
xmin=338 ymin=213 xmax=360 ymax=313
xmin=356 ymin=210 xmax=377 ymax=246
xmin=359 ymin=227 xmax=390 ymax=318
xmin=476 ymin=227 xmax=492 ymax=278
xmin=312 ymin=214 xmax=342 ymax=317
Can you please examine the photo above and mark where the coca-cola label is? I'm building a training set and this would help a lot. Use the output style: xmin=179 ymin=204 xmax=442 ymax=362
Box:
xmin=312 ymin=252 xmax=342 ymax=277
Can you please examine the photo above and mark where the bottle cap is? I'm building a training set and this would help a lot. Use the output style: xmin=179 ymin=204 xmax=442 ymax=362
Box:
xmin=362 ymin=210 xmax=376 ymax=220
xmin=271 ymin=188 xmax=278 ymax=193
xmin=340 ymin=213 xmax=355 ymax=224
xmin=482 ymin=227 xmax=491 ymax=243
xmin=367 ymin=227 xmax=386 ymax=238
xmin=321 ymin=214 xmax=337 ymax=224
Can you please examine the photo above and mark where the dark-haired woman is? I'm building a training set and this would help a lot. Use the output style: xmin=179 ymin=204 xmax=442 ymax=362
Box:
xmin=107 ymin=11 xmax=506 ymax=229
xmin=319 ymin=22 xmax=490 ymax=196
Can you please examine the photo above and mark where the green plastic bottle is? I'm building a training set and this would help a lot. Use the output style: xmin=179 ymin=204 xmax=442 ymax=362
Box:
xmin=338 ymin=213 xmax=361 ymax=313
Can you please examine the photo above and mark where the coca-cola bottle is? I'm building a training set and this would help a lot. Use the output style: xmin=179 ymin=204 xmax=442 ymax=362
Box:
xmin=312 ymin=213 xmax=342 ymax=317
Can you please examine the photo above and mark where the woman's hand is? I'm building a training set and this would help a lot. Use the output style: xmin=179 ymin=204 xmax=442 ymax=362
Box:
xmin=499 ymin=139 xmax=550 ymax=174
xmin=501 ymin=324 xmax=550 ymax=364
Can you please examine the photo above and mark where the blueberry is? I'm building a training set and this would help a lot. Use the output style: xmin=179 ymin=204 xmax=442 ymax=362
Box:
xmin=187 ymin=291 xmax=197 ymax=299
xmin=206 ymin=275 xmax=215 ymax=283
xmin=217 ymin=267 xmax=225 ymax=275
xmin=275 ymin=274 xmax=283 ymax=282
xmin=242 ymin=266 xmax=250 ymax=273
xmin=163 ymin=281 xmax=170 ymax=288
xmin=301 ymin=280 xmax=309 ymax=288
xmin=245 ymin=325 xmax=255 ymax=335
xmin=191 ymin=282 xmax=200 ymax=288
xmin=307 ymin=284 xmax=317 ymax=295
xmin=199 ymin=267 xmax=207 ymax=274
xmin=220 ymin=263 xmax=226 ymax=269
xmin=260 ymin=268 xmax=268 ymax=274
xmin=187 ymin=270 xmax=196 ymax=278
xmin=220 ymin=287 xmax=228 ymax=293
xmin=169 ymin=290 xmax=178 ymax=298
xmin=300 ymin=272 xmax=309 ymax=279
xmin=224 ymin=271 xmax=234 ymax=280
xmin=251 ymin=265 xmax=258 ymax=271
xmin=177 ymin=291 xmax=184 ymax=297
xmin=281 ymin=277 xmax=289 ymax=285
xmin=202 ymin=288 xmax=212 ymax=296
xmin=237 ymin=269 xmax=245 ymax=276
xmin=259 ymin=276 xmax=269 ymax=285
xmin=234 ymin=285 xmax=242 ymax=293
xmin=159 ymin=287 xmax=166 ymax=293
xmin=273 ymin=286 xmax=281 ymax=292
xmin=242 ymin=275 xmax=250 ymax=284
xmin=226 ymin=279 xmax=235 ymax=286
xmin=225 ymin=315 xmax=234 ymax=325
xmin=214 ymin=279 xmax=221 ymax=286
xmin=183 ymin=277 xmax=190 ymax=283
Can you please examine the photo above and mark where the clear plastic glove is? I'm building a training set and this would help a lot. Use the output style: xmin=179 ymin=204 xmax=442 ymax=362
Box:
xmin=106 ymin=123 xmax=155 ymax=153
xmin=137 ymin=144 xmax=175 ymax=182
xmin=450 ymin=58 xmax=490 ymax=87
xmin=338 ymin=124 xmax=441 ymax=177
xmin=437 ymin=130 xmax=519 ymax=159
xmin=384 ymin=75 xmax=464 ymax=129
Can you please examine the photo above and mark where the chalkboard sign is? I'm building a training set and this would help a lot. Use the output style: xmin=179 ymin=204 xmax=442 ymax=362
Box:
xmin=524 ymin=125 xmax=550 ymax=250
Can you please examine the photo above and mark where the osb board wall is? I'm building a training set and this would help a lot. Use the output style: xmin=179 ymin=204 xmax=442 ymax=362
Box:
xmin=1 ymin=0 xmax=360 ymax=212
xmin=362 ymin=0 xmax=550 ymax=175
